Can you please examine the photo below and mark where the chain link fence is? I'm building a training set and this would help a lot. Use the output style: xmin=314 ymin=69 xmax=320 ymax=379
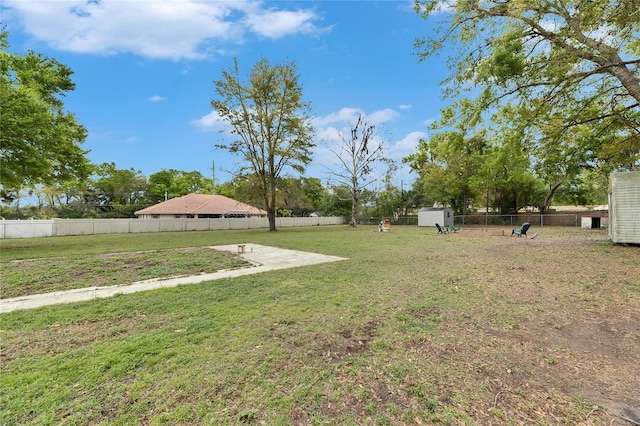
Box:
xmin=356 ymin=213 xmax=608 ymax=227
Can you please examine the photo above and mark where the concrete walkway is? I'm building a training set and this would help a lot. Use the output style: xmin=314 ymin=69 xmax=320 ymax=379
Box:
xmin=1 ymin=244 xmax=348 ymax=314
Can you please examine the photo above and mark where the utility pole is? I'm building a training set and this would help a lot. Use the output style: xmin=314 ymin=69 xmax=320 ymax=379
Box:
xmin=211 ymin=161 xmax=216 ymax=194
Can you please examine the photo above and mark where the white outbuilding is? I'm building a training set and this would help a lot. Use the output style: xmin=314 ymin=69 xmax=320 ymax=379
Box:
xmin=609 ymin=171 xmax=640 ymax=244
xmin=418 ymin=207 xmax=455 ymax=227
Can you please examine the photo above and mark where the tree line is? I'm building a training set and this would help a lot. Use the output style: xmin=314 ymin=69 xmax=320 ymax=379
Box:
xmin=0 ymin=163 xmax=416 ymax=221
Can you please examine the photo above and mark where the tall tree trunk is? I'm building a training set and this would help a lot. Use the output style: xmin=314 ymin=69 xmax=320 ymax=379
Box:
xmin=541 ymin=181 xmax=562 ymax=214
xmin=267 ymin=209 xmax=276 ymax=231
xmin=350 ymin=194 xmax=358 ymax=227
xmin=267 ymin=179 xmax=277 ymax=231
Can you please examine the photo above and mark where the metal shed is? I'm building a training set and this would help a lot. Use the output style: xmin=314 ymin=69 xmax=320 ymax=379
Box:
xmin=609 ymin=171 xmax=640 ymax=244
xmin=418 ymin=207 xmax=454 ymax=227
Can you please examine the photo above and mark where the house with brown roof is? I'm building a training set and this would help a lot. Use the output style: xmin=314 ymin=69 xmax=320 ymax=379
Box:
xmin=134 ymin=194 xmax=266 ymax=219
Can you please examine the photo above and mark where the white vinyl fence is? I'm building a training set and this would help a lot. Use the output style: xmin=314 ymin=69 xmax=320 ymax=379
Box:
xmin=0 ymin=217 xmax=345 ymax=239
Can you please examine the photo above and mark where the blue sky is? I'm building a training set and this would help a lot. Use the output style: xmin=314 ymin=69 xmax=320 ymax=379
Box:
xmin=2 ymin=0 xmax=451 ymax=190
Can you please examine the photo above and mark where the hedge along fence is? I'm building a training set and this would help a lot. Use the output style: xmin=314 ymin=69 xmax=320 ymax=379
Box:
xmin=455 ymin=213 xmax=609 ymax=227
xmin=0 ymin=217 xmax=345 ymax=239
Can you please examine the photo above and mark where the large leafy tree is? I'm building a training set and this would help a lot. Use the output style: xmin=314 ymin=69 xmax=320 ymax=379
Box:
xmin=366 ymin=167 xmax=405 ymax=219
xmin=148 ymin=169 xmax=212 ymax=203
xmin=322 ymin=184 xmax=353 ymax=218
xmin=413 ymin=0 xmax=640 ymax=207
xmin=0 ymin=31 xmax=90 ymax=190
xmin=211 ymin=58 xmax=314 ymax=231
xmin=92 ymin=163 xmax=149 ymax=217
xmin=415 ymin=0 xmax=640 ymax=115
xmin=300 ymin=177 xmax=329 ymax=214
xmin=404 ymin=100 xmax=490 ymax=214
xmin=277 ymin=177 xmax=325 ymax=217
xmin=405 ymin=104 xmax=544 ymax=214
xmin=405 ymin=133 xmax=491 ymax=213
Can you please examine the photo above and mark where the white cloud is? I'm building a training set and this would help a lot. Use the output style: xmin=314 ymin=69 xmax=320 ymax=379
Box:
xmin=149 ymin=95 xmax=166 ymax=103
xmin=312 ymin=107 xmax=362 ymax=128
xmin=244 ymin=8 xmax=321 ymax=39
xmin=4 ymin=0 xmax=327 ymax=60
xmin=539 ymin=18 xmax=561 ymax=33
xmin=423 ymin=115 xmax=439 ymax=127
xmin=191 ymin=110 xmax=227 ymax=131
xmin=398 ymin=104 xmax=412 ymax=110
xmin=540 ymin=17 xmax=617 ymax=47
xmin=387 ymin=131 xmax=425 ymax=159
xmin=369 ymin=108 xmax=400 ymax=124
xmin=313 ymin=107 xmax=399 ymax=128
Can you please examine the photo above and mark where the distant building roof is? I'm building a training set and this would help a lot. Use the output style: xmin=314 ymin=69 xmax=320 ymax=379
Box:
xmin=135 ymin=194 xmax=266 ymax=216
xmin=551 ymin=205 xmax=609 ymax=212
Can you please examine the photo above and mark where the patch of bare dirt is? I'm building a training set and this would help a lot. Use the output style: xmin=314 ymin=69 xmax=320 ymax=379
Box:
xmin=509 ymin=317 xmax=640 ymax=424
xmin=323 ymin=320 xmax=382 ymax=363
xmin=457 ymin=231 xmax=640 ymax=424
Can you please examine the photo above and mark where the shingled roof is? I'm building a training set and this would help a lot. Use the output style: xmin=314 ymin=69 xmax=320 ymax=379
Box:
xmin=135 ymin=194 xmax=266 ymax=216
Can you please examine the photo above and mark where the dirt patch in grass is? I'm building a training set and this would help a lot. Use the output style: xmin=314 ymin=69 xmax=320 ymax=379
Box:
xmin=1 ymin=247 xmax=250 ymax=299
xmin=507 ymin=316 xmax=640 ymax=422
xmin=390 ymin=232 xmax=640 ymax=424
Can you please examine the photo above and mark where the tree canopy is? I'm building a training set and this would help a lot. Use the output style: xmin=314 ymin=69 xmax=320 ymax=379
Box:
xmin=410 ymin=0 xmax=640 ymax=211
xmin=0 ymin=31 xmax=90 ymax=190
xmin=148 ymin=169 xmax=212 ymax=204
xmin=211 ymin=58 xmax=314 ymax=231
xmin=415 ymin=0 xmax=640 ymax=112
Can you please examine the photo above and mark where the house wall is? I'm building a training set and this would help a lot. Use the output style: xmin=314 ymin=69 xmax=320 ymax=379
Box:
xmin=609 ymin=171 xmax=640 ymax=244
xmin=0 ymin=217 xmax=345 ymax=239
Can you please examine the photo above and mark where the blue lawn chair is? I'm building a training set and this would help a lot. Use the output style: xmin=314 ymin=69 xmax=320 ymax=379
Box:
xmin=511 ymin=222 xmax=530 ymax=237
xmin=448 ymin=222 xmax=460 ymax=233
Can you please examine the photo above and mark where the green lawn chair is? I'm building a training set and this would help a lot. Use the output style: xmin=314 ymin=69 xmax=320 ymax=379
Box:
xmin=435 ymin=223 xmax=448 ymax=234
xmin=511 ymin=222 xmax=530 ymax=237
xmin=448 ymin=222 xmax=460 ymax=233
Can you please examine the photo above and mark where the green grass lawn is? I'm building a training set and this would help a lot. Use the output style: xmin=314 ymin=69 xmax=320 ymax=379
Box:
xmin=1 ymin=225 xmax=639 ymax=425
xmin=1 ymin=247 xmax=250 ymax=299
